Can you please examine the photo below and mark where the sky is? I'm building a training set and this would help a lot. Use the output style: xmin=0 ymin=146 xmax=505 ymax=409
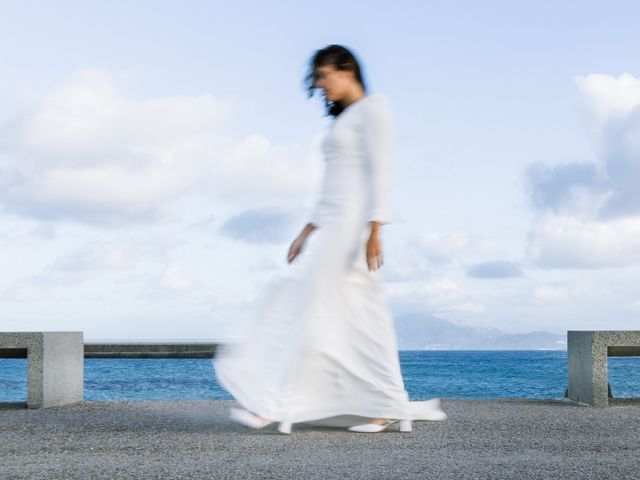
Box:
xmin=1 ymin=0 xmax=639 ymax=341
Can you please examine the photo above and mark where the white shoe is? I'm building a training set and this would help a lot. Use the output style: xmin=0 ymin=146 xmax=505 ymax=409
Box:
xmin=277 ymin=421 xmax=292 ymax=435
xmin=229 ymin=408 xmax=274 ymax=429
xmin=418 ymin=398 xmax=447 ymax=421
xmin=348 ymin=419 xmax=412 ymax=433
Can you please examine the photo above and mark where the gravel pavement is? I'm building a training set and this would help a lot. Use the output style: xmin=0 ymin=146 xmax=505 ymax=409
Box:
xmin=1 ymin=398 xmax=639 ymax=479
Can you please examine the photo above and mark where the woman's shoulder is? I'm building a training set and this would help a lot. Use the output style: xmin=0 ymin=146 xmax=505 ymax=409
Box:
xmin=365 ymin=92 xmax=389 ymax=105
xmin=360 ymin=93 xmax=392 ymax=120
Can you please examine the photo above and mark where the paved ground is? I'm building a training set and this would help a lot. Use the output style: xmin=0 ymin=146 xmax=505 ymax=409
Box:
xmin=1 ymin=398 xmax=639 ymax=479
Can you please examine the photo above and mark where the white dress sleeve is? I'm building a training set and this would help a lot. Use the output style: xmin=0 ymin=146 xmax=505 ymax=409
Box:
xmin=362 ymin=95 xmax=393 ymax=225
xmin=308 ymin=166 xmax=331 ymax=228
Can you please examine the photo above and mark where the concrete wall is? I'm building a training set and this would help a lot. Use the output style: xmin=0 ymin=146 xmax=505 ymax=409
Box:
xmin=84 ymin=342 xmax=221 ymax=358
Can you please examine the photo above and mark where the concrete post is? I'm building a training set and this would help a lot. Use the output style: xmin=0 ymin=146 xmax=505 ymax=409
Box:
xmin=567 ymin=330 xmax=640 ymax=407
xmin=0 ymin=332 xmax=84 ymax=408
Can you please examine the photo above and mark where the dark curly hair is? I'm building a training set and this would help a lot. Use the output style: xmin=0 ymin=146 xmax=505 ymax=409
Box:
xmin=304 ymin=44 xmax=368 ymax=118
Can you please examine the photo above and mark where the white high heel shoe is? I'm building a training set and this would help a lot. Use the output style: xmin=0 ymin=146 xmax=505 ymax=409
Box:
xmin=229 ymin=408 xmax=293 ymax=434
xmin=229 ymin=407 xmax=274 ymax=429
xmin=420 ymin=398 xmax=447 ymax=421
xmin=277 ymin=421 xmax=292 ymax=434
xmin=348 ymin=419 xmax=412 ymax=433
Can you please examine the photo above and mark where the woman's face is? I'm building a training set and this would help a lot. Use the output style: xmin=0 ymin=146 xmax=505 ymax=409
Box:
xmin=312 ymin=64 xmax=352 ymax=102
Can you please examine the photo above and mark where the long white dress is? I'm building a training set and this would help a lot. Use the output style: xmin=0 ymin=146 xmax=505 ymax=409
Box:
xmin=214 ymin=93 xmax=442 ymax=427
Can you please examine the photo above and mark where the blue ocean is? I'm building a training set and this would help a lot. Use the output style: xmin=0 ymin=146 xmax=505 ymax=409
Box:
xmin=1 ymin=351 xmax=639 ymax=402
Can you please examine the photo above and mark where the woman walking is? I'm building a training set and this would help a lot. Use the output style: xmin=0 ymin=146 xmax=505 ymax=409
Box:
xmin=214 ymin=44 xmax=446 ymax=434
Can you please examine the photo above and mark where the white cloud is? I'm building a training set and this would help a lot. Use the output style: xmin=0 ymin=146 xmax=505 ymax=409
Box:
xmin=50 ymin=242 xmax=134 ymax=271
xmin=418 ymin=233 xmax=500 ymax=263
xmin=378 ymin=231 xmax=503 ymax=282
xmin=1 ymin=280 xmax=51 ymax=303
xmin=136 ymin=264 xmax=203 ymax=299
xmin=526 ymin=73 xmax=640 ymax=269
xmin=577 ymin=74 xmax=640 ymax=218
xmin=527 ymin=214 xmax=640 ymax=269
xmin=576 ymin=73 xmax=640 ymax=132
xmin=0 ymin=68 xmax=321 ymax=226
xmin=386 ymin=278 xmax=485 ymax=315
xmin=525 ymin=161 xmax=609 ymax=218
xmin=1 ymin=269 xmax=92 ymax=303
xmin=533 ymin=285 xmax=570 ymax=302
xmin=380 ymin=235 xmax=432 ymax=281
xmin=157 ymin=264 xmax=200 ymax=292
xmin=47 ymin=232 xmax=182 ymax=272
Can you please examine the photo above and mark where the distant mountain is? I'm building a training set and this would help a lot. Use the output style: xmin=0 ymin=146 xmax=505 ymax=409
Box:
xmin=393 ymin=312 xmax=566 ymax=350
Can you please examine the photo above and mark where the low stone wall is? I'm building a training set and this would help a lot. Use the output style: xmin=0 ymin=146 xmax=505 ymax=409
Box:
xmin=84 ymin=341 xmax=222 ymax=358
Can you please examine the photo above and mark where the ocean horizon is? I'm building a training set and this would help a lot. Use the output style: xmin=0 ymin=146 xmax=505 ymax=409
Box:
xmin=2 ymin=350 xmax=638 ymax=403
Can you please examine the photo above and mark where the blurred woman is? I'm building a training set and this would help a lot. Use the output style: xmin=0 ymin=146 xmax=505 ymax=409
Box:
xmin=214 ymin=44 xmax=446 ymax=434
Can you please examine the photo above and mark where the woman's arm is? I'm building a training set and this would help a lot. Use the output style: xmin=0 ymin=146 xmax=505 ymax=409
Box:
xmin=362 ymin=95 xmax=393 ymax=229
xmin=287 ymin=222 xmax=317 ymax=263
xmin=362 ymin=95 xmax=394 ymax=271
xmin=308 ymin=168 xmax=330 ymax=229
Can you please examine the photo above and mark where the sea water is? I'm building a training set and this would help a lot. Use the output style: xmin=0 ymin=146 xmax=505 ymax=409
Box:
xmin=1 ymin=350 xmax=639 ymax=402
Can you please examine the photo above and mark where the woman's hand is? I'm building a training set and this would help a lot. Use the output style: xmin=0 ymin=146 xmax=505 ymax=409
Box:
xmin=287 ymin=223 xmax=317 ymax=263
xmin=287 ymin=235 xmax=306 ymax=263
xmin=366 ymin=227 xmax=384 ymax=272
